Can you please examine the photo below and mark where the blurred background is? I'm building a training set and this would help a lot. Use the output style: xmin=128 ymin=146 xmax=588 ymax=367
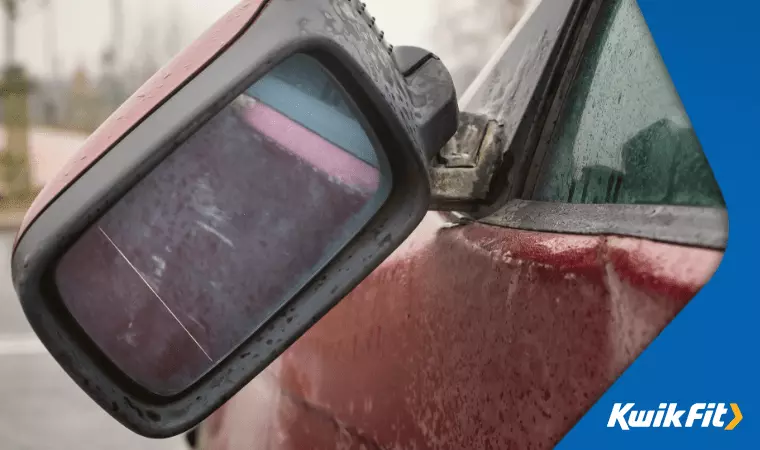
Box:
xmin=0 ymin=0 xmax=528 ymax=448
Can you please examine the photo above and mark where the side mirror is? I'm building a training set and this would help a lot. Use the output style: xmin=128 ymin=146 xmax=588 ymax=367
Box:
xmin=11 ymin=0 xmax=457 ymax=439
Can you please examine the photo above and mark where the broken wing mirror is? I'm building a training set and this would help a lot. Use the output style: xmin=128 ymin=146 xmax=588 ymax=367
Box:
xmin=57 ymin=52 xmax=392 ymax=397
xmin=11 ymin=0 xmax=457 ymax=439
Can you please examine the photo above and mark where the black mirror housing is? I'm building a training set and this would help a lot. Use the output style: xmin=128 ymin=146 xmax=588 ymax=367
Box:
xmin=11 ymin=0 xmax=458 ymax=438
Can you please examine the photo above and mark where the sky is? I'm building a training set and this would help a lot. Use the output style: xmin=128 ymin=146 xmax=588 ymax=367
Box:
xmin=5 ymin=0 xmax=437 ymax=78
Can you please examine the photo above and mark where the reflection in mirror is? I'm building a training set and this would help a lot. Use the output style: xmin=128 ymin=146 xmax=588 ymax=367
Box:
xmin=54 ymin=54 xmax=391 ymax=396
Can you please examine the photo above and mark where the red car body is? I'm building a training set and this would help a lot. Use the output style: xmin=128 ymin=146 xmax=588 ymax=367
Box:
xmin=191 ymin=0 xmax=726 ymax=448
xmin=196 ymin=217 xmax=721 ymax=449
xmin=13 ymin=0 xmax=725 ymax=447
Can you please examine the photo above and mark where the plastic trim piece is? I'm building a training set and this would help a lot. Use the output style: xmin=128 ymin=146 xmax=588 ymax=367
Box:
xmin=481 ymin=200 xmax=728 ymax=249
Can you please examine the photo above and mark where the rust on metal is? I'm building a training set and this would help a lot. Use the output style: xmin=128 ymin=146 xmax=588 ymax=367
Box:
xmin=429 ymin=112 xmax=507 ymax=211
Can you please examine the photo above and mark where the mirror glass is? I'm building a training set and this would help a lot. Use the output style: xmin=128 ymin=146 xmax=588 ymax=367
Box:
xmin=54 ymin=54 xmax=391 ymax=396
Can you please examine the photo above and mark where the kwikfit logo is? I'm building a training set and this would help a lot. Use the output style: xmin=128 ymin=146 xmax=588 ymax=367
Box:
xmin=607 ymin=403 xmax=743 ymax=431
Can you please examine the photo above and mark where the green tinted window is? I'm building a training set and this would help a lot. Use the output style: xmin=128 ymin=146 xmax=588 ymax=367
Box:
xmin=532 ymin=0 xmax=724 ymax=207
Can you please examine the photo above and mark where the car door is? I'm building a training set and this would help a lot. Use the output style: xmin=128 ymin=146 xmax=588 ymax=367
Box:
xmin=195 ymin=0 xmax=727 ymax=448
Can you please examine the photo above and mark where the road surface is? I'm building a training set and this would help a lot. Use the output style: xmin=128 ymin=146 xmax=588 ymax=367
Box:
xmin=0 ymin=231 xmax=188 ymax=450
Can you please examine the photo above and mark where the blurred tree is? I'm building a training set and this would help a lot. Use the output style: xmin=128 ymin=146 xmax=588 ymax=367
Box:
xmin=38 ymin=0 xmax=61 ymax=126
xmin=1 ymin=0 xmax=34 ymax=203
xmin=98 ymin=0 xmax=128 ymax=122
xmin=2 ymin=0 xmax=18 ymax=67
xmin=64 ymin=65 xmax=101 ymax=132
xmin=2 ymin=0 xmax=51 ymax=67
xmin=431 ymin=0 xmax=528 ymax=93
xmin=119 ymin=10 xmax=188 ymax=97
xmin=162 ymin=5 xmax=187 ymax=62
xmin=0 ymin=65 xmax=34 ymax=203
xmin=131 ymin=19 xmax=161 ymax=88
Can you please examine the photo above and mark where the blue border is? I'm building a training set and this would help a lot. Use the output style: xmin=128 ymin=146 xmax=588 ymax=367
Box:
xmin=559 ymin=0 xmax=760 ymax=448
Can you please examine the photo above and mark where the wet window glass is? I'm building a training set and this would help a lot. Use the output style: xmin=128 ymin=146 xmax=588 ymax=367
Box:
xmin=531 ymin=0 xmax=724 ymax=207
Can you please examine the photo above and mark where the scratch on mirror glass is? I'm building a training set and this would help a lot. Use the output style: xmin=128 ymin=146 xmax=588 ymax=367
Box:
xmin=117 ymin=322 xmax=138 ymax=347
xmin=97 ymin=227 xmax=213 ymax=361
xmin=151 ymin=255 xmax=167 ymax=278
xmin=194 ymin=220 xmax=235 ymax=248
xmin=187 ymin=315 xmax=207 ymax=334
xmin=191 ymin=178 xmax=230 ymax=226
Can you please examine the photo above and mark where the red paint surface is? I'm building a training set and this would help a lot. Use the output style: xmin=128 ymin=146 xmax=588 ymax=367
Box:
xmin=200 ymin=214 xmax=723 ymax=449
xmin=14 ymin=0 xmax=266 ymax=247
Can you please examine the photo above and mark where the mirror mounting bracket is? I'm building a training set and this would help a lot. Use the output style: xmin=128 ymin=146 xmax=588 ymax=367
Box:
xmin=428 ymin=112 xmax=507 ymax=212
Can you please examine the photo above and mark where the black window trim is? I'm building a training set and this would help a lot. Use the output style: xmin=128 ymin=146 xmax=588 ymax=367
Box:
xmin=482 ymin=201 xmax=728 ymax=250
xmin=520 ymin=0 xmax=605 ymax=200
xmin=476 ymin=0 xmax=728 ymax=250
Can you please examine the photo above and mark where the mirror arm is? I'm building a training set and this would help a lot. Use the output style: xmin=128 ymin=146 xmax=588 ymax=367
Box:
xmin=393 ymin=46 xmax=507 ymax=214
xmin=428 ymin=111 xmax=507 ymax=213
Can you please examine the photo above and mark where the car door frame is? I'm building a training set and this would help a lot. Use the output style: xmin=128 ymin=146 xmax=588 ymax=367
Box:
xmin=192 ymin=1 xmax=728 ymax=447
xmin=468 ymin=0 xmax=728 ymax=250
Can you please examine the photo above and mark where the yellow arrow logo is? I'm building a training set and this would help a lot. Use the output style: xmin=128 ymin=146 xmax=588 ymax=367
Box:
xmin=725 ymin=403 xmax=742 ymax=430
